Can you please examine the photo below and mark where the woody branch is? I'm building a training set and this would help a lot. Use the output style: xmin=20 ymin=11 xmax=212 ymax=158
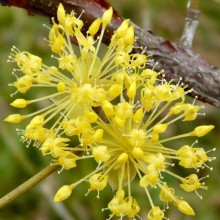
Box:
xmin=0 ymin=0 xmax=220 ymax=107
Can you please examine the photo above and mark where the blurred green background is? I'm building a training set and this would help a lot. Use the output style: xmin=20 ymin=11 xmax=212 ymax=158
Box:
xmin=0 ymin=0 xmax=220 ymax=219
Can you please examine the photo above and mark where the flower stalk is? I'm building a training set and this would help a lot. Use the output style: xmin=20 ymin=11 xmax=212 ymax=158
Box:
xmin=0 ymin=164 xmax=60 ymax=209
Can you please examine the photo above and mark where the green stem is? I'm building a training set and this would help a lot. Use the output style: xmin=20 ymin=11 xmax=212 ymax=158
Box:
xmin=0 ymin=164 xmax=60 ymax=209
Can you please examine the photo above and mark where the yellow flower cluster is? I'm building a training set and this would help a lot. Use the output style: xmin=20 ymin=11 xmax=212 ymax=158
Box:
xmin=5 ymin=4 xmax=215 ymax=220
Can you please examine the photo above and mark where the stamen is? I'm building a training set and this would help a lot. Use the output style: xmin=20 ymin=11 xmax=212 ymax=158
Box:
xmin=198 ymin=112 xmax=206 ymax=116
xmin=202 ymin=163 xmax=213 ymax=171
xmin=10 ymin=89 xmax=19 ymax=97
xmin=85 ymin=189 xmax=91 ymax=197
xmin=43 ymin=23 xmax=51 ymax=30
xmin=192 ymin=96 xmax=198 ymax=105
xmin=206 ymin=148 xmax=216 ymax=154
xmin=195 ymin=189 xmax=203 ymax=200
xmin=191 ymin=140 xmax=198 ymax=148
xmin=176 ymin=77 xmax=183 ymax=87
xmin=199 ymin=175 xmax=209 ymax=182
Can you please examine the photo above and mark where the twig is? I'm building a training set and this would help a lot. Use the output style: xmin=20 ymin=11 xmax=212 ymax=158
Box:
xmin=0 ymin=164 xmax=60 ymax=209
xmin=180 ymin=0 xmax=200 ymax=49
xmin=0 ymin=0 xmax=220 ymax=107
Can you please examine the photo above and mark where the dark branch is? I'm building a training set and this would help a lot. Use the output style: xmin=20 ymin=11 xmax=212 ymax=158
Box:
xmin=1 ymin=0 xmax=220 ymax=107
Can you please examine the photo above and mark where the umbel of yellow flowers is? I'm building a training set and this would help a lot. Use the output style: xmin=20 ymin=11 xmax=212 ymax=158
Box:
xmin=5 ymin=3 xmax=215 ymax=220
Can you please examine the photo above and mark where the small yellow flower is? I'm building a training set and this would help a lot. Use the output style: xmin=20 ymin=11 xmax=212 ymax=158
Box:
xmin=180 ymin=174 xmax=203 ymax=192
xmin=92 ymin=145 xmax=111 ymax=163
xmin=89 ymin=173 xmax=108 ymax=191
xmin=148 ymin=206 xmax=164 ymax=220
xmin=159 ymin=184 xmax=175 ymax=203
xmin=177 ymin=145 xmax=209 ymax=169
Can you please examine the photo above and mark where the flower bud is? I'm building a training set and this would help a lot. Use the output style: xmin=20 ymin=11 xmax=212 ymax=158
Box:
xmin=10 ymin=99 xmax=30 ymax=108
xmin=101 ymin=7 xmax=113 ymax=27
xmin=153 ymin=123 xmax=168 ymax=134
xmin=4 ymin=114 xmax=25 ymax=123
xmin=102 ymin=100 xmax=114 ymax=116
xmin=127 ymin=81 xmax=136 ymax=99
xmin=191 ymin=125 xmax=214 ymax=137
xmin=57 ymin=3 xmax=66 ymax=24
xmin=176 ymin=200 xmax=195 ymax=216
xmin=57 ymin=82 xmax=66 ymax=92
xmin=124 ymin=25 xmax=135 ymax=44
xmin=115 ymin=153 xmax=128 ymax=167
xmin=54 ymin=185 xmax=73 ymax=202
xmin=109 ymin=84 xmax=121 ymax=98
xmin=88 ymin=18 xmax=101 ymax=35
xmin=115 ymin=19 xmax=130 ymax=38
xmin=30 ymin=115 xmax=45 ymax=126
